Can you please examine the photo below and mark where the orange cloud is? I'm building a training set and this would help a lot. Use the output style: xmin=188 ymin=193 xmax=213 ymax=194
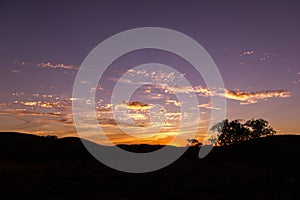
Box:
xmin=165 ymin=99 xmax=181 ymax=106
xmin=225 ymin=90 xmax=290 ymax=104
xmin=127 ymin=101 xmax=153 ymax=110
xmin=0 ymin=103 xmax=7 ymax=107
xmin=21 ymin=101 xmax=64 ymax=109
xmin=198 ymin=101 xmax=221 ymax=110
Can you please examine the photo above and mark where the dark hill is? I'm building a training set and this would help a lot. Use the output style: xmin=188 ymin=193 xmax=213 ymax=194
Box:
xmin=1 ymin=132 xmax=300 ymax=199
xmin=204 ymin=135 xmax=300 ymax=171
xmin=0 ymin=132 xmax=93 ymax=161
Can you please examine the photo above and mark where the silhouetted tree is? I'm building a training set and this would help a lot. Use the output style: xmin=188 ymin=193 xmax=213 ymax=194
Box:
xmin=210 ymin=118 xmax=276 ymax=146
xmin=245 ymin=118 xmax=276 ymax=139
xmin=187 ymin=139 xmax=202 ymax=147
xmin=45 ymin=135 xmax=58 ymax=140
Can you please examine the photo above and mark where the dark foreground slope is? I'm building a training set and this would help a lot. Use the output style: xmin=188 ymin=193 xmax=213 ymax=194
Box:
xmin=0 ymin=132 xmax=300 ymax=199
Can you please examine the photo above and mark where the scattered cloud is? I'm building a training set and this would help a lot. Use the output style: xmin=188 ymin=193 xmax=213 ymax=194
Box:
xmin=12 ymin=92 xmax=25 ymax=96
xmin=128 ymin=113 xmax=148 ymax=121
xmin=165 ymin=99 xmax=181 ymax=106
xmin=293 ymin=79 xmax=300 ymax=85
xmin=243 ymin=50 xmax=254 ymax=55
xmin=144 ymin=87 xmax=151 ymax=93
xmin=159 ymin=84 xmax=291 ymax=105
xmin=258 ymin=52 xmax=280 ymax=61
xmin=198 ymin=101 xmax=221 ymax=110
xmin=158 ymin=85 xmax=212 ymax=97
xmin=109 ymin=73 xmax=291 ymax=105
xmin=127 ymin=69 xmax=181 ymax=84
xmin=21 ymin=101 xmax=64 ymax=109
xmin=239 ymin=51 xmax=281 ymax=65
xmin=1 ymin=61 xmax=294 ymax=146
xmin=127 ymin=101 xmax=153 ymax=110
xmin=112 ymin=68 xmax=186 ymax=88
xmin=13 ymin=61 xmax=78 ymax=71
xmin=35 ymin=62 xmax=78 ymax=70
xmin=98 ymin=86 xmax=105 ymax=91
xmin=9 ymin=69 xmax=21 ymax=73
xmin=110 ymin=101 xmax=154 ymax=112
xmin=147 ymin=93 xmax=166 ymax=100
xmin=0 ymin=103 xmax=7 ymax=107
xmin=80 ymin=80 xmax=90 ymax=85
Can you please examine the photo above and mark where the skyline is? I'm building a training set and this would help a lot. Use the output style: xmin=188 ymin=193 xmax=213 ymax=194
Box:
xmin=1 ymin=1 xmax=300 ymax=146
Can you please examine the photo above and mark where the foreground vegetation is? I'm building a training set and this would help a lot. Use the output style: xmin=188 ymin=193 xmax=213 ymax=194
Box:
xmin=210 ymin=118 xmax=276 ymax=146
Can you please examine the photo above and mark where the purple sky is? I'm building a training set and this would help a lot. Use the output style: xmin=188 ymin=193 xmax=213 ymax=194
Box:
xmin=0 ymin=0 xmax=299 ymax=146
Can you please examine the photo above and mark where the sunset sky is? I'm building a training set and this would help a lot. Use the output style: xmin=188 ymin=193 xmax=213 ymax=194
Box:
xmin=0 ymin=1 xmax=300 ymax=146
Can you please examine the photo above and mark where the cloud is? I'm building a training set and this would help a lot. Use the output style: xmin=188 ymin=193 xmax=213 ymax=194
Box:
xmin=36 ymin=62 xmax=78 ymax=70
xmin=128 ymin=69 xmax=180 ymax=84
xmin=158 ymin=85 xmax=212 ymax=97
xmin=0 ymin=107 xmax=73 ymax=131
xmin=146 ymin=93 xmax=166 ymax=100
xmin=144 ymin=87 xmax=151 ymax=93
xmin=293 ymin=79 xmax=300 ymax=85
xmin=198 ymin=101 xmax=221 ymax=110
xmin=109 ymin=75 xmax=291 ymax=106
xmin=225 ymin=90 xmax=290 ymax=104
xmin=159 ymin=84 xmax=291 ymax=105
xmin=9 ymin=69 xmax=21 ymax=73
xmin=258 ymin=52 xmax=280 ymax=61
xmin=111 ymin=68 xmax=186 ymax=89
xmin=128 ymin=113 xmax=148 ymax=121
xmin=20 ymin=101 xmax=65 ymax=109
xmin=110 ymin=101 xmax=153 ymax=111
xmin=80 ymin=80 xmax=90 ymax=85
xmin=12 ymin=92 xmax=25 ymax=96
xmin=165 ymin=99 xmax=181 ymax=106
xmin=0 ymin=103 xmax=7 ymax=107
xmin=127 ymin=101 xmax=152 ymax=110
xmin=13 ymin=61 xmax=78 ymax=71
xmin=243 ymin=50 xmax=254 ymax=55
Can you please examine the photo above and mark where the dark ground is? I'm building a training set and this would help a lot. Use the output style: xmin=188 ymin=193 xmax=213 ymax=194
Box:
xmin=0 ymin=132 xmax=299 ymax=199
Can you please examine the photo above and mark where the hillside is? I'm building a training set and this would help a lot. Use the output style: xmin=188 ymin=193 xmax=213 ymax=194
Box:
xmin=0 ymin=132 xmax=299 ymax=199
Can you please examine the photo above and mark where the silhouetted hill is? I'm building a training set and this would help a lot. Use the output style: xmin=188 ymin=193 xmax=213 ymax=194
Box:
xmin=204 ymin=135 xmax=300 ymax=171
xmin=117 ymin=144 xmax=177 ymax=153
xmin=1 ymin=132 xmax=300 ymax=199
xmin=1 ymin=132 xmax=300 ymax=172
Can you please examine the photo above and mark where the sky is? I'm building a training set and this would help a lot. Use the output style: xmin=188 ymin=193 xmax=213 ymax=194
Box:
xmin=0 ymin=0 xmax=300 ymax=146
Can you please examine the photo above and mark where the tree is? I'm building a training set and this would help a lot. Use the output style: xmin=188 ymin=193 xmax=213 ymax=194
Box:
xmin=245 ymin=118 xmax=276 ymax=139
xmin=45 ymin=135 xmax=58 ymax=140
xmin=210 ymin=118 xmax=276 ymax=146
xmin=187 ymin=139 xmax=202 ymax=147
